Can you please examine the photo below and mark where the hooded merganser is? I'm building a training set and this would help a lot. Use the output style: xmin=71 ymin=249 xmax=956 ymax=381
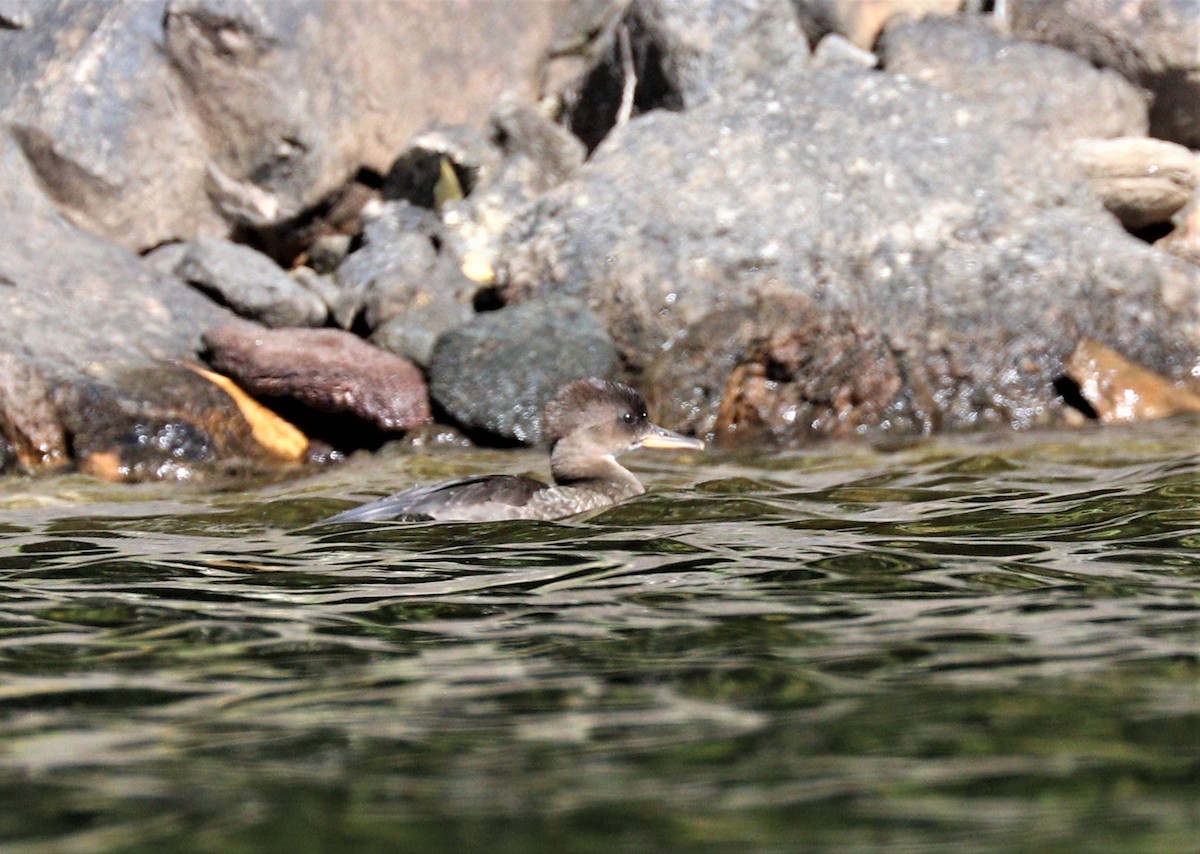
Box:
xmin=324 ymin=377 xmax=704 ymax=523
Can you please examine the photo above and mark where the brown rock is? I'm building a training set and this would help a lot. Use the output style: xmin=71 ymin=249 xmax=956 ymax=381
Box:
xmin=0 ymin=352 xmax=68 ymax=472
xmin=202 ymin=325 xmax=431 ymax=432
xmin=1065 ymin=338 xmax=1200 ymax=423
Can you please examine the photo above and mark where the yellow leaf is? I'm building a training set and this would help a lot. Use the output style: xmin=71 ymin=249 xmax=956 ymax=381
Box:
xmin=433 ymin=156 xmax=465 ymax=210
xmin=188 ymin=365 xmax=309 ymax=461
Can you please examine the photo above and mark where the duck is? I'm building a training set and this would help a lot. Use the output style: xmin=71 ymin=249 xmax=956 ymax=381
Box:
xmin=323 ymin=377 xmax=704 ymax=523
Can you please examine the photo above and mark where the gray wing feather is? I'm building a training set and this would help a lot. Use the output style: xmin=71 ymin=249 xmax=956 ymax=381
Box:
xmin=323 ymin=475 xmax=549 ymax=523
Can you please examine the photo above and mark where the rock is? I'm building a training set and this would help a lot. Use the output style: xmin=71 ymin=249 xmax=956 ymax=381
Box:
xmin=792 ymin=0 xmax=962 ymax=48
xmin=201 ymin=325 xmax=431 ymax=434
xmin=370 ymin=299 xmax=469 ymax=369
xmin=174 ymin=238 xmax=328 ymax=328
xmin=290 ymin=266 xmax=358 ymax=330
xmin=498 ymin=67 xmax=1200 ymax=444
xmin=0 ymin=2 xmax=33 ymax=30
xmin=812 ymin=33 xmax=879 ymax=69
xmin=0 ymin=352 xmax=68 ymax=473
xmin=332 ymin=199 xmax=474 ymax=342
xmin=61 ymin=364 xmax=298 ymax=483
xmin=429 ymin=297 xmax=619 ymax=444
xmin=380 ymin=103 xmax=588 ymax=282
xmin=1008 ymin=0 xmax=1200 ymax=148
xmin=1 ymin=0 xmax=568 ymax=251
xmin=1068 ymin=138 xmax=1200 ymax=232
xmin=540 ymin=0 xmax=810 ymax=151
xmin=0 ymin=125 xmax=294 ymax=479
xmin=0 ymin=129 xmax=233 ymax=380
xmin=1064 ymin=338 xmax=1200 ymax=423
xmin=142 ymin=241 xmax=191 ymax=277
xmin=382 ymin=124 xmax=499 ymax=211
xmin=1158 ymin=189 xmax=1200 ymax=267
xmin=878 ymin=16 xmax=1149 ymax=142
xmin=434 ymin=102 xmax=588 ymax=266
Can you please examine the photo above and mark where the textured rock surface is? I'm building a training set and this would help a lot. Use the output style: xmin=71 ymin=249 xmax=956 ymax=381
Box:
xmin=0 ymin=0 xmax=568 ymax=250
xmin=878 ymin=16 xmax=1149 ymax=142
xmin=499 ymin=67 xmax=1200 ymax=444
xmin=0 ymin=352 xmax=68 ymax=473
xmin=1008 ymin=0 xmax=1200 ymax=148
xmin=202 ymin=325 xmax=431 ymax=433
xmin=0 ymin=131 xmax=235 ymax=381
xmin=429 ymin=297 xmax=619 ymax=444
xmin=174 ymin=238 xmax=328 ymax=328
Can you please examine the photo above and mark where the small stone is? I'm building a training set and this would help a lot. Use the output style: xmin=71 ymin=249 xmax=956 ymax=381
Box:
xmin=812 ymin=33 xmax=879 ymax=69
xmin=291 ymin=266 xmax=360 ymax=330
xmin=176 ymin=238 xmax=328 ymax=328
xmin=1069 ymin=137 xmax=1200 ymax=231
xmin=202 ymin=324 xmax=431 ymax=432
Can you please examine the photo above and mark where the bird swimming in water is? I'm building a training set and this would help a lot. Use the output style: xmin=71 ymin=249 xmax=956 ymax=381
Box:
xmin=323 ymin=377 xmax=705 ymax=523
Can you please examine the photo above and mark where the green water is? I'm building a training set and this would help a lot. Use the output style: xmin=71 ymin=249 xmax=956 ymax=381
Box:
xmin=1 ymin=422 xmax=1198 ymax=852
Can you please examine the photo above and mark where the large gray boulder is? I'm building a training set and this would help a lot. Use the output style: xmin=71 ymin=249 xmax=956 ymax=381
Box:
xmin=1 ymin=0 xmax=567 ymax=251
xmin=498 ymin=67 xmax=1200 ymax=444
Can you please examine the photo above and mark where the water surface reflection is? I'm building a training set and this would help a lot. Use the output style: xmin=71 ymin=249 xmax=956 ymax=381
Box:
xmin=1 ymin=423 xmax=1198 ymax=851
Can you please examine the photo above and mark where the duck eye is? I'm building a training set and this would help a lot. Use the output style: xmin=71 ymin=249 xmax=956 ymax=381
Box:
xmin=621 ymin=412 xmax=637 ymax=424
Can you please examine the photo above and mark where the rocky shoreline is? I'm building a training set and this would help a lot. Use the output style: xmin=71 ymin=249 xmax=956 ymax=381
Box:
xmin=1 ymin=0 xmax=1198 ymax=480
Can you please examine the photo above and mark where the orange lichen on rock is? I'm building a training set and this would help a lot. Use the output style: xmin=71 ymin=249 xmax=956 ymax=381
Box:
xmin=1065 ymin=338 xmax=1200 ymax=423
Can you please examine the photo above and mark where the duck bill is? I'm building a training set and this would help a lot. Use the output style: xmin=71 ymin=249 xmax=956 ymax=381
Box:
xmin=639 ymin=424 xmax=706 ymax=451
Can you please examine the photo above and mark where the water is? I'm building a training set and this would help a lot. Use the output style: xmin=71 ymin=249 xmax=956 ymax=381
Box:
xmin=1 ymin=421 xmax=1198 ymax=852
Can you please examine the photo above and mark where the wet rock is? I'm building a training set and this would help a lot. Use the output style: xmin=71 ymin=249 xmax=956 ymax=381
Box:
xmin=59 ymin=364 xmax=294 ymax=483
xmin=1008 ymin=0 xmax=1200 ymax=148
xmin=202 ymin=324 xmax=431 ymax=434
xmin=174 ymin=238 xmax=327 ymax=328
xmin=1 ymin=0 xmax=567 ymax=250
xmin=0 ymin=125 xmax=290 ymax=479
xmin=541 ymin=0 xmax=809 ymax=151
xmin=499 ymin=68 xmax=1200 ymax=444
xmin=428 ymin=297 xmax=619 ymax=444
xmin=792 ymin=0 xmax=961 ymax=48
xmin=0 ymin=352 xmax=68 ymax=473
xmin=1068 ymin=138 xmax=1199 ymax=232
xmin=878 ymin=16 xmax=1149 ymax=141
xmin=1064 ymin=338 xmax=1200 ymax=423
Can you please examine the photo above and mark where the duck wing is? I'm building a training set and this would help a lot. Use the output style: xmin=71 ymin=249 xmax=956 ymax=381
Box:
xmin=323 ymin=475 xmax=551 ymax=523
